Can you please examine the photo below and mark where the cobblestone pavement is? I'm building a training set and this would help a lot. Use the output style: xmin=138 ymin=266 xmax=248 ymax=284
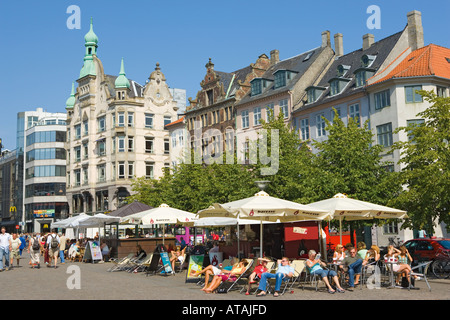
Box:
xmin=1 ymin=252 xmax=449 ymax=301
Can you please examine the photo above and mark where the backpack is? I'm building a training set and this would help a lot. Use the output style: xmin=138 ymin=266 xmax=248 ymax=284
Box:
xmin=32 ymin=238 xmax=40 ymax=250
xmin=51 ymin=235 xmax=59 ymax=248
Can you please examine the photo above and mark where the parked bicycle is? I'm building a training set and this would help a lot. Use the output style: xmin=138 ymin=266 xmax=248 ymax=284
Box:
xmin=388 ymin=236 xmax=403 ymax=247
xmin=431 ymin=248 xmax=450 ymax=279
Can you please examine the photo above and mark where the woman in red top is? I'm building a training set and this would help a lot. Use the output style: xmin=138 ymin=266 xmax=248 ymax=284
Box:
xmin=245 ymin=257 xmax=270 ymax=295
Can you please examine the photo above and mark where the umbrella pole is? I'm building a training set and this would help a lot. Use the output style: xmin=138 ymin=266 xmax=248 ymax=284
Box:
xmin=339 ymin=217 xmax=342 ymax=245
xmin=260 ymin=218 xmax=263 ymax=258
xmin=237 ymin=222 xmax=240 ymax=259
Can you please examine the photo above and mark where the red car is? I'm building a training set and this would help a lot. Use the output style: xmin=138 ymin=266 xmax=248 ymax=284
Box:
xmin=403 ymin=238 xmax=450 ymax=278
xmin=403 ymin=238 xmax=450 ymax=262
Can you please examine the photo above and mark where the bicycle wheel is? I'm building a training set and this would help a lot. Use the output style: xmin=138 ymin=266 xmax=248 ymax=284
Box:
xmin=431 ymin=259 xmax=450 ymax=279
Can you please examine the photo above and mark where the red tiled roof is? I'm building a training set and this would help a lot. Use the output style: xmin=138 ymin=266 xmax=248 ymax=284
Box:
xmin=165 ymin=116 xmax=185 ymax=128
xmin=370 ymin=44 xmax=450 ymax=85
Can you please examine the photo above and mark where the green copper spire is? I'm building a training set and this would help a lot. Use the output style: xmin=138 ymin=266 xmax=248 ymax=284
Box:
xmin=115 ymin=58 xmax=130 ymax=89
xmin=79 ymin=18 xmax=98 ymax=79
xmin=65 ymin=82 xmax=76 ymax=109
xmin=84 ymin=17 xmax=99 ymax=45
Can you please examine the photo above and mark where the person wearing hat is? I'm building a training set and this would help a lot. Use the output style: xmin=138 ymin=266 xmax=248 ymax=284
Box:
xmin=245 ymin=257 xmax=270 ymax=295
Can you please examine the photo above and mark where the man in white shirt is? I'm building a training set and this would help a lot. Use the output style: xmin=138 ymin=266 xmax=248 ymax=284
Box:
xmin=0 ymin=227 xmax=12 ymax=271
xmin=46 ymin=229 xmax=60 ymax=268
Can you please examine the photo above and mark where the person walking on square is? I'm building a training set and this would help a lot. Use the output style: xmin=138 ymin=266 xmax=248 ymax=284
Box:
xmin=46 ymin=229 xmax=60 ymax=269
xmin=0 ymin=227 xmax=12 ymax=271
xmin=10 ymin=233 xmax=22 ymax=269
xmin=59 ymin=233 xmax=66 ymax=264
xmin=28 ymin=233 xmax=41 ymax=269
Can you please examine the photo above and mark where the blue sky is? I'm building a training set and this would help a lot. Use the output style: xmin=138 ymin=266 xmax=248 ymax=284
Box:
xmin=0 ymin=0 xmax=449 ymax=150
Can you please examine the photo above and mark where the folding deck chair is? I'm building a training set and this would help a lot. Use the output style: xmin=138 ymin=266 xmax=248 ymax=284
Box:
xmin=241 ymin=260 xmax=275 ymax=294
xmin=116 ymin=252 xmax=145 ymax=272
xmin=215 ymin=259 xmax=254 ymax=293
xmin=128 ymin=254 xmax=154 ymax=273
xmin=107 ymin=253 xmax=134 ymax=272
xmin=263 ymin=260 xmax=298 ymax=295
xmin=285 ymin=260 xmax=306 ymax=294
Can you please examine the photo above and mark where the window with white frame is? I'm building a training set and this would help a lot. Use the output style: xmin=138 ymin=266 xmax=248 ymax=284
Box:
xmin=128 ymin=112 xmax=134 ymax=127
xmin=145 ymin=137 xmax=154 ymax=153
xmin=145 ymin=113 xmax=154 ymax=128
xmin=74 ymin=146 xmax=81 ymax=162
xmin=279 ymin=99 xmax=289 ymax=118
xmin=128 ymin=136 xmax=134 ymax=152
xmin=242 ymin=110 xmax=249 ymax=129
xmin=128 ymin=161 xmax=134 ymax=179
xmin=75 ymin=124 xmax=81 ymax=139
xmin=118 ymin=162 xmax=125 ymax=179
xmin=97 ymin=139 xmax=106 ymax=156
xmin=97 ymin=117 xmax=106 ymax=132
xmin=97 ymin=164 xmax=106 ymax=182
xmin=118 ymin=112 xmax=125 ymax=127
xmin=316 ymin=114 xmax=326 ymax=137
xmin=145 ymin=162 xmax=154 ymax=179
xmin=300 ymin=118 xmax=310 ymax=141
xmin=117 ymin=136 xmax=125 ymax=152
xmin=164 ymin=116 xmax=172 ymax=127
xmin=348 ymin=103 xmax=360 ymax=126
xmin=254 ymin=107 xmax=262 ymax=126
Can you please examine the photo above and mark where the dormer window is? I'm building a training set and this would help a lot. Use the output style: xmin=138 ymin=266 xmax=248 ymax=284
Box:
xmin=354 ymin=68 xmax=375 ymax=88
xmin=329 ymin=78 xmax=351 ymax=96
xmin=273 ymin=70 xmax=298 ymax=89
xmin=361 ymin=54 xmax=376 ymax=68
xmin=306 ymin=86 xmax=326 ymax=104
xmin=274 ymin=70 xmax=286 ymax=88
xmin=251 ymin=79 xmax=262 ymax=96
xmin=250 ymin=78 xmax=273 ymax=96
xmin=337 ymin=65 xmax=351 ymax=77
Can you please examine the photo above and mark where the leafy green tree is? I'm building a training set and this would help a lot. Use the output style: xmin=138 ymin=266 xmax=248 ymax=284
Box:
xmin=312 ymin=111 xmax=400 ymax=204
xmin=389 ymin=91 xmax=450 ymax=232
xmin=311 ymin=111 xmax=402 ymax=241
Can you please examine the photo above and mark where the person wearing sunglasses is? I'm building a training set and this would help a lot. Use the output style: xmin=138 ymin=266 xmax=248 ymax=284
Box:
xmin=256 ymin=257 xmax=294 ymax=297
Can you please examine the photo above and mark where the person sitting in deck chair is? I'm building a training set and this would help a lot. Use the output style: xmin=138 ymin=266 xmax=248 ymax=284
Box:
xmin=203 ymin=259 xmax=249 ymax=293
xmin=256 ymin=257 xmax=294 ymax=297
xmin=169 ymin=245 xmax=186 ymax=272
xmin=245 ymin=257 xmax=270 ymax=295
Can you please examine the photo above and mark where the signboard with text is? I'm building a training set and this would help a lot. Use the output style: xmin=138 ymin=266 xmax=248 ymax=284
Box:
xmin=33 ymin=209 xmax=55 ymax=218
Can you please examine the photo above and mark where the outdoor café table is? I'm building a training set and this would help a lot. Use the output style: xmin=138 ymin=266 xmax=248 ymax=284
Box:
xmin=384 ymin=260 xmax=402 ymax=289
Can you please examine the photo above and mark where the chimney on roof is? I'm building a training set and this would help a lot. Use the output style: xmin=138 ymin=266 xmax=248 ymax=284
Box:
xmin=270 ymin=50 xmax=280 ymax=65
xmin=363 ymin=34 xmax=375 ymax=51
xmin=334 ymin=33 xmax=344 ymax=57
xmin=407 ymin=10 xmax=424 ymax=51
xmin=321 ymin=31 xmax=331 ymax=48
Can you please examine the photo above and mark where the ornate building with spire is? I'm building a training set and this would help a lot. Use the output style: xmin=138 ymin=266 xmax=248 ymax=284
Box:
xmin=65 ymin=20 xmax=183 ymax=214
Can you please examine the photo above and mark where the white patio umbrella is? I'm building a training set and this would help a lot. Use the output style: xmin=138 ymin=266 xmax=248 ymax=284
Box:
xmin=194 ymin=215 xmax=276 ymax=257
xmin=307 ymin=193 xmax=408 ymax=244
xmin=197 ymin=191 xmax=331 ymax=257
xmin=120 ymin=204 xmax=197 ymax=245
xmin=51 ymin=213 xmax=89 ymax=229
xmin=76 ymin=213 xmax=121 ymax=228
xmin=75 ymin=213 xmax=121 ymax=250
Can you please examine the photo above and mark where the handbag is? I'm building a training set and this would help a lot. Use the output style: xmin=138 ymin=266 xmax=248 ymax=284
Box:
xmin=401 ymin=276 xmax=415 ymax=288
xmin=216 ymin=287 xmax=228 ymax=294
